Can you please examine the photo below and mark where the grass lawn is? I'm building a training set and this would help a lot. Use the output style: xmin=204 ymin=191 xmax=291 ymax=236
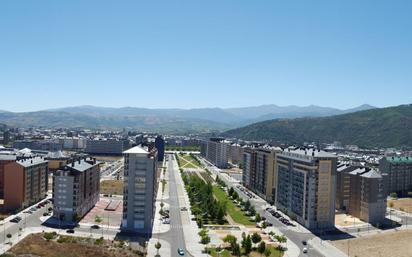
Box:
xmin=213 ymin=186 xmax=255 ymax=226
xmin=178 ymin=154 xmax=201 ymax=169
xmin=208 ymin=246 xmax=283 ymax=257
xmin=7 ymin=233 xmax=144 ymax=257
xmin=100 ymin=180 xmax=123 ymax=195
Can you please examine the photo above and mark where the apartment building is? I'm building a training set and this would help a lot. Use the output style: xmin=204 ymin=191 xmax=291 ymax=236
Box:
xmin=347 ymin=167 xmax=386 ymax=224
xmin=276 ymin=148 xmax=337 ymax=230
xmin=85 ymin=139 xmax=129 ymax=155
xmin=335 ymin=163 xmax=357 ymax=210
xmin=379 ymin=156 xmax=412 ymax=196
xmin=45 ymin=151 xmax=70 ymax=171
xmin=206 ymin=138 xmax=229 ymax=169
xmin=0 ymin=156 xmax=48 ymax=212
xmin=155 ymin=135 xmax=165 ymax=162
xmin=53 ymin=158 xmax=100 ymax=222
xmin=121 ymin=146 xmax=158 ymax=236
xmin=242 ymin=147 xmax=280 ymax=203
xmin=0 ymin=155 xmax=17 ymax=200
xmin=229 ymin=144 xmax=244 ymax=165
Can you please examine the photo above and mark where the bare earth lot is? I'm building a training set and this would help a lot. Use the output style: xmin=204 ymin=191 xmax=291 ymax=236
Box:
xmin=331 ymin=230 xmax=412 ymax=257
xmin=388 ymin=197 xmax=412 ymax=214
xmin=7 ymin=233 xmax=143 ymax=257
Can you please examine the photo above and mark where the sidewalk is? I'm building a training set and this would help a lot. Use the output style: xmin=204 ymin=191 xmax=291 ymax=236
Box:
xmin=263 ymin=226 xmax=301 ymax=257
xmin=147 ymin=159 xmax=171 ymax=256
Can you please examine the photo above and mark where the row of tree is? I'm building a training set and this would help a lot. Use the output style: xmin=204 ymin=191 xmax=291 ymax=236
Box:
xmin=184 ymin=174 xmax=227 ymax=225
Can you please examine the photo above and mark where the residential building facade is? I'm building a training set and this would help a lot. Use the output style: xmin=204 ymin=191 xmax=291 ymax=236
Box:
xmin=379 ymin=156 xmax=412 ymax=196
xmin=242 ymin=147 xmax=280 ymax=203
xmin=155 ymin=136 xmax=165 ymax=162
xmin=347 ymin=167 xmax=386 ymax=224
xmin=53 ymin=158 xmax=100 ymax=222
xmin=121 ymin=146 xmax=158 ymax=236
xmin=85 ymin=139 xmax=129 ymax=155
xmin=206 ymin=138 xmax=228 ymax=169
xmin=0 ymin=156 xmax=48 ymax=212
xmin=275 ymin=148 xmax=337 ymax=230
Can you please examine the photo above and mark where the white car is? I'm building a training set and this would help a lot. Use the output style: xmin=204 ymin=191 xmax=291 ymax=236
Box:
xmin=302 ymin=247 xmax=308 ymax=254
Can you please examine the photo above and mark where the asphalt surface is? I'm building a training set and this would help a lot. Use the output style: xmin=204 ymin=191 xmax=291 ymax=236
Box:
xmin=156 ymin=154 xmax=193 ymax=257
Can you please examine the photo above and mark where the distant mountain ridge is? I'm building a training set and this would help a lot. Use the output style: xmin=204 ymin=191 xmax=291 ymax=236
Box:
xmin=222 ymin=104 xmax=412 ymax=148
xmin=0 ymin=104 xmax=376 ymax=133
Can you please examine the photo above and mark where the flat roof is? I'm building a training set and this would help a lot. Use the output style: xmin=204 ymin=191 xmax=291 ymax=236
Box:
xmin=17 ymin=157 xmax=48 ymax=167
xmin=385 ymin=156 xmax=412 ymax=164
xmin=123 ymin=146 xmax=149 ymax=154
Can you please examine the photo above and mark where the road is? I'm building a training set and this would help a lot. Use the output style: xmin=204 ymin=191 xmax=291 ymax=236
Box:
xmin=155 ymin=154 xmax=194 ymax=257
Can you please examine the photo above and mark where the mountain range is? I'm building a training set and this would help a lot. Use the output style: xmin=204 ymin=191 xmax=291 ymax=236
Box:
xmin=222 ymin=104 xmax=412 ymax=148
xmin=0 ymin=104 xmax=375 ymax=133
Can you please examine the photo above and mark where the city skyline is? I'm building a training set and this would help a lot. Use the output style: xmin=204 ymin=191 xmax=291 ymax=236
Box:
xmin=1 ymin=0 xmax=412 ymax=111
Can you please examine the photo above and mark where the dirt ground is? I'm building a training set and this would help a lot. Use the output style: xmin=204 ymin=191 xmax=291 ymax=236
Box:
xmin=331 ymin=230 xmax=412 ymax=257
xmin=92 ymin=155 xmax=123 ymax=162
xmin=8 ymin=233 xmax=144 ymax=257
xmin=388 ymin=197 xmax=412 ymax=214
xmin=100 ymin=180 xmax=124 ymax=195
xmin=335 ymin=213 xmax=366 ymax=227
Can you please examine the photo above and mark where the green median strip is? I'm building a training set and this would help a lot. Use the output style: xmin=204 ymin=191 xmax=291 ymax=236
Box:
xmin=212 ymin=186 xmax=255 ymax=226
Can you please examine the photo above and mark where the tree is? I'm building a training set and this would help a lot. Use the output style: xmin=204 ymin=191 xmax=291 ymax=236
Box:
xmin=228 ymin=187 xmax=234 ymax=197
xmin=217 ymin=202 xmax=226 ymax=225
xmin=258 ymin=241 xmax=266 ymax=256
xmin=249 ymin=206 xmax=256 ymax=216
xmin=390 ymin=192 xmax=398 ymax=199
xmin=201 ymin=235 xmax=210 ymax=244
xmin=264 ymin=248 xmax=271 ymax=257
xmin=244 ymin=235 xmax=252 ymax=255
xmin=251 ymin=232 xmax=262 ymax=245
xmin=232 ymin=191 xmax=239 ymax=200
xmin=244 ymin=200 xmax=251 ymax=211
xmin=232 ymin=243 xmax=241 ymax=256
xmin=95 ymin=215 xmax=103 ymax=223
xmin=276 ymin=235 xmax=287 ymax=244
xmin=255 ymin=213 xmax=261 ymax=222
xmin=389 ymin=202 xmax=394 ymax=208
xmin=223 ymin=234 xmax=237 ymax=250
xmin=155 ymin=241 xmax=162 ymax=256
xmin=6 ymin=233 xmax=12 ymax=243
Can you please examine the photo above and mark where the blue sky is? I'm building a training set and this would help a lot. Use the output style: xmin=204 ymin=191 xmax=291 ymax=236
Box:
xmin=0 ymin=0 xmax=411 ymax=112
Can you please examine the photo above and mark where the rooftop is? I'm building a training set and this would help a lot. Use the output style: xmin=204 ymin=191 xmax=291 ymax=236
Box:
xmin=46 ymin=150 xmax=69 ymax=160
xmin=385 ymin=156 xmax=412 ymax=164
xmin=361 ymin=168 xmax=382 ymax=179
xmin=66 ymin=158 xmax=98 ymax=172
xmin=0 ymin=154 xmax=16 ymax=161
xmin=123 ymin=146 xmax=149 ymax=155
xmin=17 ymin=156 xmax=48 ymax=167
xmin=281 ymin=148 xmax=337 ymax=158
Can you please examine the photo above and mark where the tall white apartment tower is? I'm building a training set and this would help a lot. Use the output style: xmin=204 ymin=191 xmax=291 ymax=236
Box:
xmin=121 ymin=146 xmax=158 ymax=236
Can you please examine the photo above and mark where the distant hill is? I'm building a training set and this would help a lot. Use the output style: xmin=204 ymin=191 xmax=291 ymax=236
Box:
xmin=222 ymin=104 xmax=412 ymax=148
xmin=0 ymin=104 xmax=376 ymax=133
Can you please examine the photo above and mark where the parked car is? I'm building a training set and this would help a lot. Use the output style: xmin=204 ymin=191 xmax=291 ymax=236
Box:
xmin=91 ymin=225 xmax=100 ymax=229
xmin=66 ymin=229 xmax=75 ymax=234
xmin=302 ymin=247 xmax=308 ymax=254
xmin=180 ymin=207 xmax=187 ymax=211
